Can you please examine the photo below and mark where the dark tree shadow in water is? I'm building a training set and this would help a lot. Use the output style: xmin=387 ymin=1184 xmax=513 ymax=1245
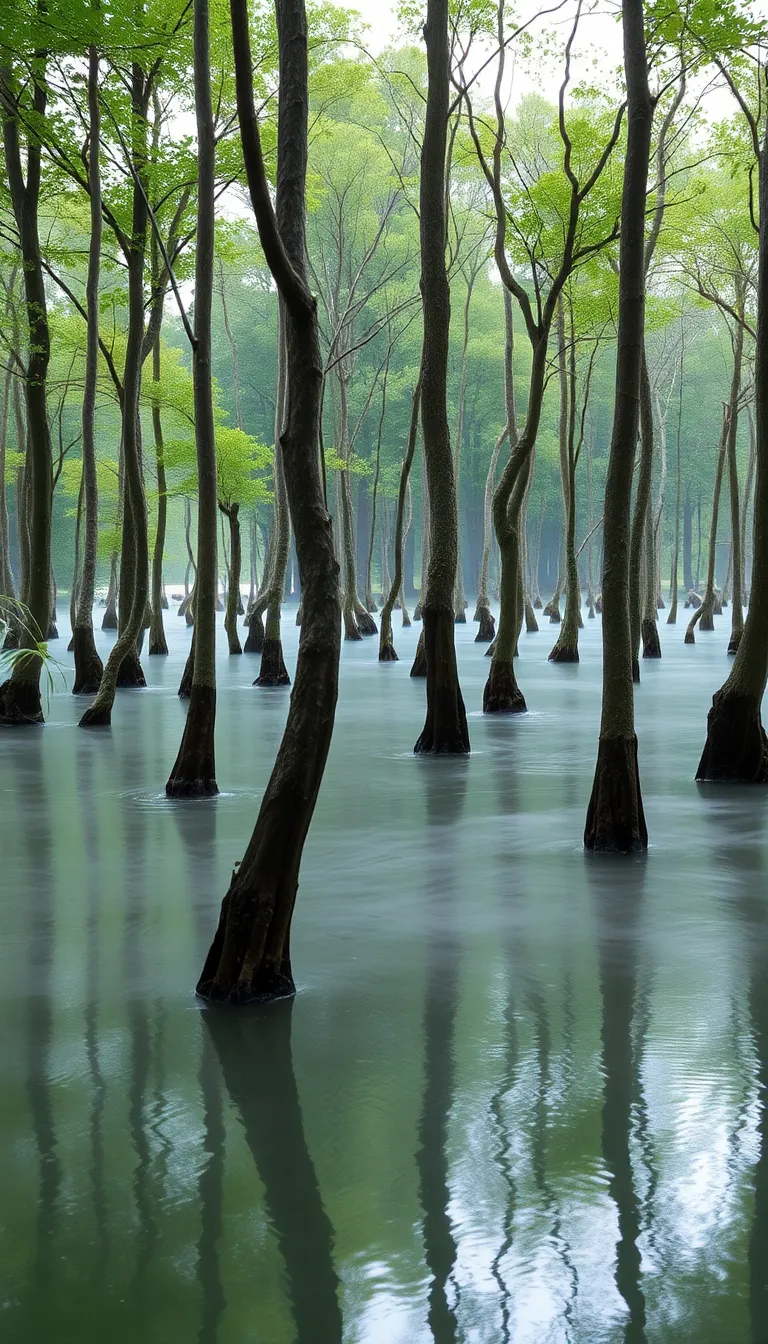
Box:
xmin=75 ymin=742 xmax=109 ymax=1277
xmin=589 ymin=859 xmax=648 ymax=1344
xmin=16 ymin=735 xmax=61 ymax=1307
xmin=718 ymin=816 xmax=768 ymax=1344
xmin=170 ymin=800 xmax=226 ymax=1344
xmin=203 ymin=997 xmax=343 ymax=1344
xmin=415 ymin=759 xmax=468 ymax=1344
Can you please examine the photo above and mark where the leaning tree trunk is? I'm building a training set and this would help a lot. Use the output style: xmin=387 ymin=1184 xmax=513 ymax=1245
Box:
xmin=413 ymin=0 xmax=469 ymax=755
xmin=0 ymin=54 xmax=53 ymax=723
xmin=197 ymin=0 xmax=341 ymax=1002
xmin=584 ymin=0 xmax=651 ymax=853
xmin=148 ymin=335 xmax=169 ymax=656
xmin=72 ymin=42 xmax=105 ymax=693
xmin=379 ymin=375 xmax=421 ymax=661
xmin=166 ymin=0 xmax=219 ymax=795
xmin=685 ymin=407 xmax=728 ymax=645
xmin=696 ymin=119 xmax=768 ymax=782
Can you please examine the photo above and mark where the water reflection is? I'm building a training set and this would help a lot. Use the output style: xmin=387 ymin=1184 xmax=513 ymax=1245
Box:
xmin=204 ymin=998 xmax=343 ymax=1342
xmin=415 ymin=763 xmax=467 ymax=1343
xmin=591 ymin=860 xmax=648 ymax=1343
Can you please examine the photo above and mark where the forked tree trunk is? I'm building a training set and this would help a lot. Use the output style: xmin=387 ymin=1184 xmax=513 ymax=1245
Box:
xmin=149 ymin=336 xmax=169 ymax=656
xmin=166 ymin=0 xmax=219 ymax=795
xmin=697 ymin=114 xmax=768 ymax=783
xmin=197 ymin=0 xmax=341 ymax=1003
xmin=584 ymin=0 xmax=651 ymax=853
xmin=73 ymin=41 xmax=105 ymax=694
xmin=0 ymin=53 xmax=53 ymax=723
xmin=379 ymin=376 xmax=421 ymax=661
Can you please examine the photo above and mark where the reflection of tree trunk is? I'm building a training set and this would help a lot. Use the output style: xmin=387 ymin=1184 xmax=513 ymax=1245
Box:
xmin=417 ymin=766 xmax=467 ymax=1343
xmin=205 ymin=1001 xmax=342 ymax=1342
xmin=596 ymin=885 xmax=647 ymax=1344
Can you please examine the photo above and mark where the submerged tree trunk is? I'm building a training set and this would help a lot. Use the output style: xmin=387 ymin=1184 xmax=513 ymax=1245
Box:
xmin=474 ymin=427 xmax=505 ymax=643
xmin=222 ymin=502 xmax=243 ymax=656
xmin=166 ymin=0 xmax=218 ymax=795
xmin=197 ymin=0 xmax=341 ymax=1002
xmin=685 ymin=407 xmax=728 ymax=644
xmin=667 ymin=343 xmax=684 ymax=625
xmin=696 ymin=115 xmax=768 ymax=783
xmin=256 ymin=324 xmax=290 ymax=687
xmin=0 ymin=53 xmax=53 ymax=723
xmin=413 ymin=0 xmax=469 ymax=755
xmin=584 ymin=0 xmax=651 ymax=852
xmin=550 ymin=297 xmax=581 ymax=663
xmin=380 ymin=376 xmax=421 ymax=661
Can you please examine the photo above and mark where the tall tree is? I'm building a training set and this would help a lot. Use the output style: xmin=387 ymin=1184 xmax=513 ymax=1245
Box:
xmin=584 ymin=0 xmax=651 ymax=852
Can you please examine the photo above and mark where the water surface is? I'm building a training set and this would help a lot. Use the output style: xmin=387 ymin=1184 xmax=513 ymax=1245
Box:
xmin=1 ymin=602 xmax=766 ymax=1343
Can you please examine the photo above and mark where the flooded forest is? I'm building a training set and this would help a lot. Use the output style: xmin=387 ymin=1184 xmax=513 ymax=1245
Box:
xmin=1 ymin=0 xmax=768 ymax=1338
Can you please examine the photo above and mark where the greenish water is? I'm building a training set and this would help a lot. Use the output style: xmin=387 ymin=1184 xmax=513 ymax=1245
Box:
xmin=1 ymin=603 xmax=766 ymax=1343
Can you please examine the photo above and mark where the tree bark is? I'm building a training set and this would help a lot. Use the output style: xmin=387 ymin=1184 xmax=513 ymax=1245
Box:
xmin=413 ymin=0 xmax=469 ymax=754
xmin=584 ymin=0 xmax=651 ymax=852
xmin=685 ymin=407 xmax=728 ymax=643
xmin=166 ymin=0 xmax=219 ymax=795
xmin=197 ymin=0 xmax=341 ymax=1003
xmin=379 ymin=376 xmax=421 ymax=661
xmin=148 ymin=335 xmax=169 ymax=656
xmin=0 ymin=47 xmax=53 ymax=723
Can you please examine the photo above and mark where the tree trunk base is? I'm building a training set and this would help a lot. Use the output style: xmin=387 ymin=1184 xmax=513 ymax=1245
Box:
xmin=413 ymin=599 xmax=423 ymax=621
xmin=549 ymin=607 xmax=561 ymax=625
xmin=533 ymin=596 xmax=543 ymax=609
xmin=0 ymin=677 xmax=43 ymax=725
xmin=584 ymin=733 xmax=647 ymax=852
xmin=414 ymin=607 xmax=470 ymax=754
xmin=72 ymin=627 xmax=104 ymax=695
xmin=641 ymin=619 xmax=661 ymax=658
xmin=244 ymin=609 xmax=265 ymax=653
xmin=696 ymin=689 xmax=768 ymax=783
xmin=355 ymin=609 xmax=378 ymax=636
xmin=79 ymin=699 xmax=113 ymax=728
xmin=117 ymin=647 xmax=146 ymax=688
xmin=178 ymin=647 xmax=195 ymax=699
xmin=402 ymin=609 xmax=411 ymax=628
xmin=185 ymin=607 xmax=195 ymax=627
xmin=149 ymin=620 xmax=169 ymax=656
xmin=454 ymin=610 xmax=466 ymax=624
xmin=410 ymin=631 xmax=426 ymax=677
xmin=343 ymin=608 xmax=362 ymax=641
xmin=700 ymin=611 xmax=715 ymax=631
xmin=166 ymin=684 xmax=219 ymax=797
xmin=595 ymin=594 xmax=602 ymax=613
xmin=475 ymin=606 xmax=496 ymax=642
xmin=548 ymin=638 xmax=579 ymax=663
xmin=524 ymin=599 xmax=539 ymax=633
xmin=47 ymin=620 xmax=59 ymax=640
xmin=254 ymin=638 xmax=290 ymax=687
xmin=727 ymin=629 xmax=742 ymax=656
xmin=483 ymin=658 xmax=527 ymax=713
xmin=295 ymin=603 xmax=303 ymax=627
xmin=161 ymin=593 xmax=169 ymax=610
xmin=379 ymin=641 xmax=398 ymax=663
xmin=197 ymin=881 xmax=296 ymax=1004
xmin=101 ymin=601 xmax=117 ymax=630
xmin=226 ymin=627 xmax=243 ymax=655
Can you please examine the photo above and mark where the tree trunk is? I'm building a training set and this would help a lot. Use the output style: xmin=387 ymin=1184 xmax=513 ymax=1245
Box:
xmin=685 ymin=407 xmax=727 ymax=643
xmin=667 ymin=345 xmax=683 ymax=625
xmin=584 ymin=0 xmax=651 ymax=852
xmin=166 ymin=0 xmax=219 ymax=795
xmin=0 ymin=364 xmax=16 ymax=600
xmin=473 ymin=427 xmax=505 ymax=642
xmin=696 ymin=115 xmax=768 ymax=782
xmin=628 ymin=350 xmax=655 ymax=680
xmin=726 ymin=296 xmax=745 ymax=656
xmin=0 ymin=52 xmax=53 ymax=724
xmin=149 ymin=336 xmax=169 ymax=656
xmin=72 ymin=42 xmax=105 ymax=694
xmin=413 ymin=0 xmax=469 ymax=754
xmin=223 ymin=503 xmax=243 ymax=655
xmin=197 ymin=0 xmax=341 ymax=1003
xmin=255 ymin=320 xmax=290 ymax=687
xmin=380 ymin=376 xmax=421 ymax=661
xmin=550 ymin=296 xmax=581 ymax=663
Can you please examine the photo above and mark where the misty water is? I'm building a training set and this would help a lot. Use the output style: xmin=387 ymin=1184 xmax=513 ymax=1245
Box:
xmin=1 ymin=601 xmax=767 ymax=1343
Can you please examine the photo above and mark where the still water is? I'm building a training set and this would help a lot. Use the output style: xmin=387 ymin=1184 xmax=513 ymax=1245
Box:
xmin=0 ymin=601 xmax=766 ymax=1343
